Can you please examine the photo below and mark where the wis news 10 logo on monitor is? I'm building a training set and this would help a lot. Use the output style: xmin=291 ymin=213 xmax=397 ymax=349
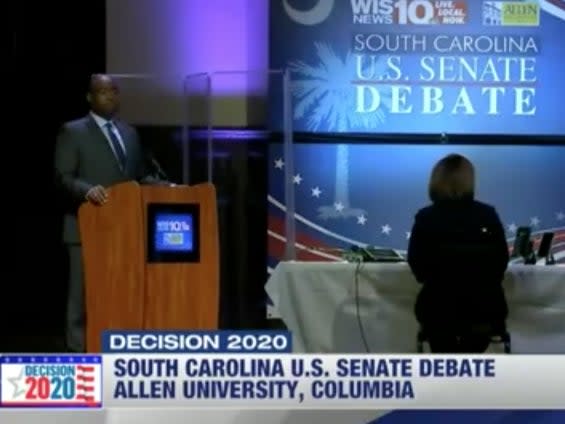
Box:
xmin=155 ymin=214 xmax=193 ymax=251
xmin=0 ymin=355 xmax=102 ymax=408
xmin=147 ymin=203 xmax=200 ymax=263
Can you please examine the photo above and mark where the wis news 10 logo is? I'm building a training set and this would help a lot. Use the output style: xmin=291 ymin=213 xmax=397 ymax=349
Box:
xmin=0 ymin=355 xmax=102 ymax=408
xmin=351 ymin=0 xmax=469 ymax=25
xmin=157 ymin=219 xmax=190 ymax=246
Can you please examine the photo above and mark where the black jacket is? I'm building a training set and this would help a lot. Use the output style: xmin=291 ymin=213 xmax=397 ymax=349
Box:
xmin=407 ymin=199 xmax=509 ymax=329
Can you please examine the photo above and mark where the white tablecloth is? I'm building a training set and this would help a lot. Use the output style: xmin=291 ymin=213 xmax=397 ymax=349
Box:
xmin=265 ymin=262 xmax=565 ymax=353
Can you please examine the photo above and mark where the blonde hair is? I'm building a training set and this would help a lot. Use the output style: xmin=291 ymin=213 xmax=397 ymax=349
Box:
xmin=428 ymin=154 xmax=475 ymax=202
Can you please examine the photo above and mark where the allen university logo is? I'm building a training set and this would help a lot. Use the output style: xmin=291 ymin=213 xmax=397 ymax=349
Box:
xmin=0 ymin=355 xmax=102 ymax=407
xmin=483 ymin=1 xmax=540 ymax=26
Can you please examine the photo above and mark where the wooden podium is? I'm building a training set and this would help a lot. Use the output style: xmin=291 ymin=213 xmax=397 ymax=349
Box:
xmin=78 ymin=182 xmax=219 ymax=352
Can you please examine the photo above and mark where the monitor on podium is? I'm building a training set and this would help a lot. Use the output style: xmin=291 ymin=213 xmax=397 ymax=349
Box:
xmin=146 ymin=202 xmax=200 ymax=263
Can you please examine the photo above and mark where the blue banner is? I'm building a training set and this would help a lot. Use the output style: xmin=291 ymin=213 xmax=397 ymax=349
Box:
xmin=270 ymin=0 xmax=565 ymax=136
xmin=102 ymin=331 xmax=292 ymax=353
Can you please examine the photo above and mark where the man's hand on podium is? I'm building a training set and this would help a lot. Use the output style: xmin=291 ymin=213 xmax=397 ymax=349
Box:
xmin=85 ymin=185 xmax=108 ymax=205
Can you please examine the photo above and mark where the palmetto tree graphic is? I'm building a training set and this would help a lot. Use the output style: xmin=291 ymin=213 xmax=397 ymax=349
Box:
xmin=289 ymin=42 xmax=392 ymax=219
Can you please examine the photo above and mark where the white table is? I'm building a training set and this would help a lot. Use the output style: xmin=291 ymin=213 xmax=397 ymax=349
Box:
xmin=265 ymin=262 xmax=565 ymax=353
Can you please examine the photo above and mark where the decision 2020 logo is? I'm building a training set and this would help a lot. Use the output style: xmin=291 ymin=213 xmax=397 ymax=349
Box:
xmin=0 ymin=356 xmax=102 ymax=408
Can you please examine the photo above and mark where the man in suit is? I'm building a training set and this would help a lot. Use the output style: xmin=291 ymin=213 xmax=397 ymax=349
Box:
xmin=55 ymin=74 xmax=161 ymax=352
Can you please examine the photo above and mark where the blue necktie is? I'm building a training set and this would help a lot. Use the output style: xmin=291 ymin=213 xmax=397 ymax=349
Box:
xmin=105 ymin=122 xmax=127 ymax=170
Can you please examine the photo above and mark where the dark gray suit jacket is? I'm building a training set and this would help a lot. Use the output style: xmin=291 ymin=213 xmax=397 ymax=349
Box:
xmin=54 ymin=115 xmax=156 ymax=244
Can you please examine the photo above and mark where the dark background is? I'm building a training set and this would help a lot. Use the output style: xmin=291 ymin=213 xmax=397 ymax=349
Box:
xmin=9 ymin=1 xmax=269 ymax=352
xmin=9 ymin=1 xmax=106 ymax=352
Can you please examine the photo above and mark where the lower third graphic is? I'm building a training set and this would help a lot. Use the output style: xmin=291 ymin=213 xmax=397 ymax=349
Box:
xmin=0 ymin=355 xmax=102 ymax=407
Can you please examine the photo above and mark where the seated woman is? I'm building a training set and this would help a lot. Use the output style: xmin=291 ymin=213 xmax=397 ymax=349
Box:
xmin=407 ymin=154 xmax=509 ymax=353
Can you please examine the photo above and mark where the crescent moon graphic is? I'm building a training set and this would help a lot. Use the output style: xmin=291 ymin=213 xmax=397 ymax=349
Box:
xmin=283 ymin=0 xmax=335 ymax=25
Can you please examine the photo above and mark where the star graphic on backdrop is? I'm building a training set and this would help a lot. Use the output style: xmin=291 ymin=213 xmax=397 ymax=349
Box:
xmin=334 ymin=202 xmax=344 ymax=212
xmin=557 ymin=211 xmax=565 ymax=221
xmin=311 ymin=187 xmax=322 ymax=198
xmin=530 ymin=217 xmax=540 ymax=227
xmin=381 ymin=224 xmax=392 ymax=235
xmin=8 ymin=368 xmax=26 ymax=398
xmin=406 ymin=231 xmax=411 ymax=240
xmin=357 ymin=215 xmax=367 ymax=225
xmin=508 ymin=223 xmax=517 ymax=234
xmin=293 ymin=174 xmax=302 ymax=185
xmin=274 ymin=158 xmax=284 ymax=169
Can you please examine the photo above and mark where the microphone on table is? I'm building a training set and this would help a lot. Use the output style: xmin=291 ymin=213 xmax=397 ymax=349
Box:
xmin=349 ymin=245 xmax=377 ymax=262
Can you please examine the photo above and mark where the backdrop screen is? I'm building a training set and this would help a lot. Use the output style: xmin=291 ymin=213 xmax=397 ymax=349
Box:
xmin=267 ymin=143 xmax=565 ymax=267
xmin=270 ymin=0 xmax=565 ymax=136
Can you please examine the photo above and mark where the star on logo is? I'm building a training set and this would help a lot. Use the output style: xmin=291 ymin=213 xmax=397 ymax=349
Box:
xmin=8 ymin=367 xmax=26 ymax=398
xmin=381 ymin=224 xmax=392 ymax=235
xmin=334 ymin=202 xmax=344 ymax=212
xmin=508 ymin=223 xmax=517 ymax=234
xmin=530 ymin=217 xmax=540 ymax=227
xmin=311 ymin=186 xmax=322 ymax=198
xmin=274 ymin=158 xmax=284 ymax=169
xmin=293 ymin=174 xmax=302 ymax=185
xmin=357 ymin=215 xmax=367 ymax=225
xmin=557 ymin=211 xmax=565 ymax=221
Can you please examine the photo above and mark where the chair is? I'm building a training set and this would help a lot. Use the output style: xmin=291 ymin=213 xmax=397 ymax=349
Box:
xmin=417 ymin=326 xmax=511 ymax=353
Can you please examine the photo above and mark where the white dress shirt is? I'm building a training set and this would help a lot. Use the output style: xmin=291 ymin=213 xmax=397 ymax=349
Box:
xmin=90 ymin=111 xmax=127 ymax=162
